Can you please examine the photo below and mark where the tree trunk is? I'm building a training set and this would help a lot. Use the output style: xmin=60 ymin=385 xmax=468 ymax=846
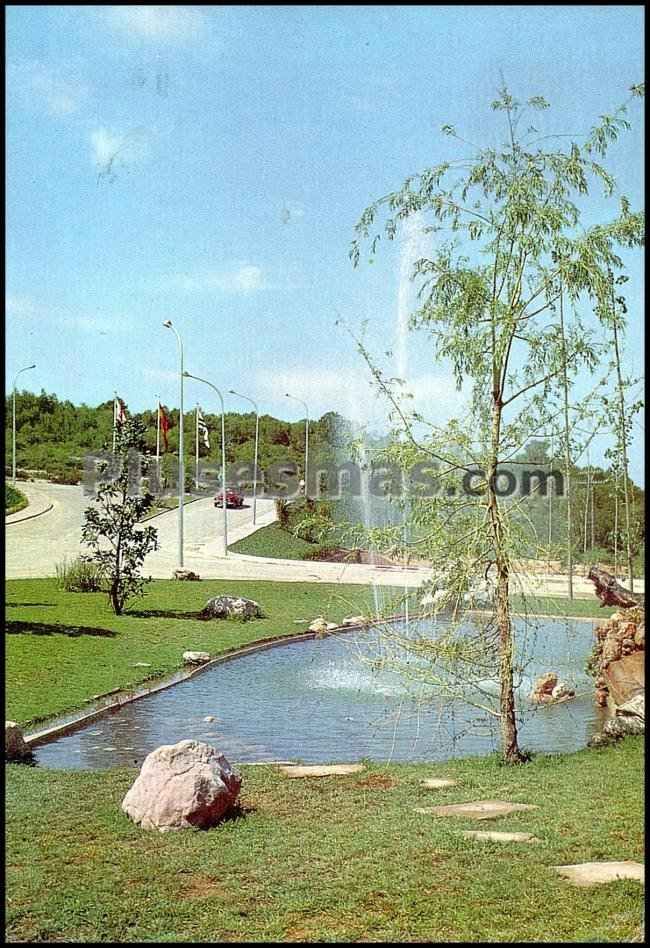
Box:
xmin=486 ymin=400 xmax=525 ymax=764
xmin=558 ymin=276 xmax=574 ymax=599
xmin=110 ymin=579 xmax=122 ymax=615
xmin=610 ymin=297 xmax=634 ymax=592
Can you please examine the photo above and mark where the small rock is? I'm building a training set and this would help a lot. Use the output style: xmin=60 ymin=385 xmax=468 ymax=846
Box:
xmin=551 ymin=682 xmax=575 ymax=701
xmin=174 ymin=569 xmax=201 ymax=581
xmin=132 ymin=662 xmax=152 ymax=668
xmin=308 ymin=617 xmax=329 ymax=634
xmin=5 ymin=722 xmax=30 ymax=761
xmin=201 ymin=596 xmax=262 ymax=621
xmin=183 ymin=651 xmax=211 ymax=665
xmin=421 ymin=778 xmax=458 ymax=789
xmin=529 ymin=673 xmax=558 ymax=703
xmin=122 ymin=740 xmax=241 ymax=831
xmin=341 ymin=615 xmax=369 ymax=627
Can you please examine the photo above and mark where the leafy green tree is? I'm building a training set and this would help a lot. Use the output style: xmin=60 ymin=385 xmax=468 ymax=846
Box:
xmin=81 ymin=417 xmax=159 ymax=615
xmin=349 ymin=83 xmax=644 ymax=763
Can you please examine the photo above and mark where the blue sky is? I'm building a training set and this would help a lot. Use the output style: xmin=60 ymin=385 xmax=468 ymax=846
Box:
xmin=6 ymin=5 xmax=645 ymax=482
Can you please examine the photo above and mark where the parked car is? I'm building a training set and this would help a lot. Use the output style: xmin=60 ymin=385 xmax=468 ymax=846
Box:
xmin=214 ymin=489 xmax=245 ymax=508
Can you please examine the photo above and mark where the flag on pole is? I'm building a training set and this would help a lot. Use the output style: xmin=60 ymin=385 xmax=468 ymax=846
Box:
xmin=159 ymin=403 xmax=170 ymax=452
xmin=114 ymin=396 xmax=127 ymax=427
xmin=197 ymin=407 xmax=210 ymax=450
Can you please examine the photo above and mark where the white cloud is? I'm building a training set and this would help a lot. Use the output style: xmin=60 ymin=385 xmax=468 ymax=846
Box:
xmin=254 ymin=367 xmax=466 ymax=427
xmin=142 ymin=367 xmax=179 ymax=383
xmin=171 ymin=264 xmax=267 ymax=295
xmin=58 ymin=314 xmax=129 ymax=334
xmin=9 ymin=59 xmax=89 ymax=117
xmin=90 ymin=126 xmax=151 ymax=176
xmin=6 ymin=295 xmax=40 ymax=320
xmin=6 ymin=295 xmax=129 ymax=335
xmin=104 ymin=6 xmax=205 ymax=43
xmin=281 ymin=201 xmax=305 ymax=224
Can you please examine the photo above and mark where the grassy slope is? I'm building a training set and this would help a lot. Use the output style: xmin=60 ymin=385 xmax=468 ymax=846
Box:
xmin=5 ymin=579 xmax=390 ymax=726
xmin=5 ymin=485 xmax=29 ymax=516
xmin=228 ymin=521 xmax=317 ymax=559
xmin=6 ymin=739 xmax=644 ymax=942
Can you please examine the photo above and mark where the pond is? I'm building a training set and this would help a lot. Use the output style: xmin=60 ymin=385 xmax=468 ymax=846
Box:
xmin=33 ymin=615 xmax=606 ymax=770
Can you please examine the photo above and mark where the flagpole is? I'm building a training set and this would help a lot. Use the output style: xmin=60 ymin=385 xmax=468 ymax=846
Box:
xmin=113 ymin=391 xmax=118 ymax=452
xmin=156 ymin=397 xmax=161 ymax=463
xmin=195 ymin=404 xmax=200 ymax=491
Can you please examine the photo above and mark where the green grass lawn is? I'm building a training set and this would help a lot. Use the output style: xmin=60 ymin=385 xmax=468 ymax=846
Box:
xmin=6 ymin=739 xmax=644 ymax=942
xmin=5 ymin=579 xmax=643 ymax=941
xmin=5 ymin=484 xmax=29 ymax=516
xmin=5 ymin=578 xmax=393 ymax=726
xmin=228 ymin=521 xmax=318 ymax=559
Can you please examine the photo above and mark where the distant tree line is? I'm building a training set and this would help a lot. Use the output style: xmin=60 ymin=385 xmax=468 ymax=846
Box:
xmin=4 ymin=388 xmax=346 ymax=487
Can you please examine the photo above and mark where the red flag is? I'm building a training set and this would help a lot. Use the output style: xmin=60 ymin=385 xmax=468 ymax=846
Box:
xmin=159 ymin=403 xmax=170 ymax=452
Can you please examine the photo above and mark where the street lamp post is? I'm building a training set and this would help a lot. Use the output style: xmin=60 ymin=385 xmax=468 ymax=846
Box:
xmin=12 ymin=364 xmax=36 ymax=484
xmin=163 ymin=321 xmax=184 ymax=569
xmin=229 ymin=389 xmax=260 ymax=524
xmin=184 ymin=372 xmax=228 ymax=556
xmin=285 ymin=393 xmax=309 ymax=498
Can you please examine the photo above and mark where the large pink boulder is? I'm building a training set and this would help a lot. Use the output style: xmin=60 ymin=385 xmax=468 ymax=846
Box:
xmin=122 ymin=740 xmax=241 ymax=832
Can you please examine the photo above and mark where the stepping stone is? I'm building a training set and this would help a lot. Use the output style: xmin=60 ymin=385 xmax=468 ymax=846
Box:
xmin=553 ymin=862 xmax=644 ymax=887
xmin=463 ymin=831 xmax=540 ymax=843
xmin=280 ymin=764 xmax=365 ymax=778
xmin=414 ymin=800 xmax=538 ymax=820
xmin=421 ymin=778 xmax=458 ymax=789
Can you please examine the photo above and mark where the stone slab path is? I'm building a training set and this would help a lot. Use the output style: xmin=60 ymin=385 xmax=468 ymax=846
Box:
xmin=420 ymin=778 xmax=458 ymax=789
xmin=553 ymin=862 xmax=645 ymax=886
xmin=463 ymin=831 xmax=541 ymax=843
xmin=414 ymin=800 xmax=539 ymax=820
xmin=280 ymin=764 xmax=365 ymax=778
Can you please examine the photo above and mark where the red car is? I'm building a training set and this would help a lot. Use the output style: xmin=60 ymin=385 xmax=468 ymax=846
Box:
xmin=214 ymin=489 xmax=244 ymax=508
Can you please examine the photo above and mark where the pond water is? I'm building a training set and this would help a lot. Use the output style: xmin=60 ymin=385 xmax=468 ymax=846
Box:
xmin=33 ymin=615 xmax=606 ymax=770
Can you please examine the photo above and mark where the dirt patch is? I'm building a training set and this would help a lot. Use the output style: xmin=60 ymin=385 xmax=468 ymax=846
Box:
xmin=354 ymin=774 xmax=399 ymax=790
xmin=178 ymin=874 xmax=230 ymax=900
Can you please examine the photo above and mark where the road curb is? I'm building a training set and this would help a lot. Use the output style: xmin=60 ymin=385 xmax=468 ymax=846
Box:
xmin=5 ymin=502 xmax=54 ymax=525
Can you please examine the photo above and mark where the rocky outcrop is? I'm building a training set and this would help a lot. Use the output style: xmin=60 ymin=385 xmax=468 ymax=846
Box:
xmin=589 ymin=607 xmax=645 ymax=711
xmin=588 ymin=567 xmax=644 ymax=609
xmin=122 ymin=740 xmax=241 ymax=831
xmin=5 ymin=722 xmax=31 ymax=761
xmin=602 ymin=693 xmax=645 ymax=739
xmin=529 ymin=674 xmax=575 ymax=704
xmin=200 ymin=596 xmax=262 ymax=621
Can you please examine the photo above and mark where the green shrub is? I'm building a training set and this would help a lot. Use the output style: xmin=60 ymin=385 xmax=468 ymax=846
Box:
xmin=275 ymin=498 xmax=291 ymax=528
xmin=6 ymin=485 xmax=28 ymax=514
xmin=55 ymin=557 xmax=103 ymax=593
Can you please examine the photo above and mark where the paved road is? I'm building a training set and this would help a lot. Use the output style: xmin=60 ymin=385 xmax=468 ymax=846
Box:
xmin=5 ymin=482 xmax=277 ymax=580
xmin=5 ymin=481 xmax=645 ymax=595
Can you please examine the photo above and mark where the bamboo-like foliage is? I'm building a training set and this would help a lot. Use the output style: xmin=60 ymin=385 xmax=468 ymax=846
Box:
xmin=343 ymin=83 xmax=644 ymax=763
